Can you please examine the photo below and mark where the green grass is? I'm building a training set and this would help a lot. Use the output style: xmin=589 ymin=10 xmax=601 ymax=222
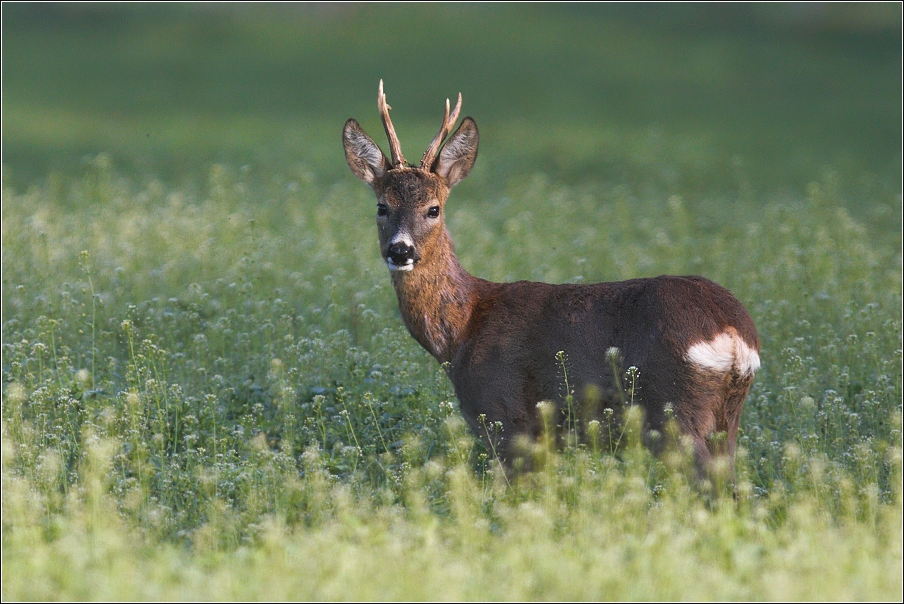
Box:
xmin=2 ymin=4 xmax=902 ymax=600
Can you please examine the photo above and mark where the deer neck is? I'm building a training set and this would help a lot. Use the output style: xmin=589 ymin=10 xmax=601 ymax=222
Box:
xmin=390 ymin=228 xmax=479 ymax=364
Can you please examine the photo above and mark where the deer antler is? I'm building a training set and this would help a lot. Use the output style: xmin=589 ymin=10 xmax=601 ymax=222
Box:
xmin=378 ymin=80 xmax=405 ymax=168
xmin=420 ymin=92 xmax=462 ymax=170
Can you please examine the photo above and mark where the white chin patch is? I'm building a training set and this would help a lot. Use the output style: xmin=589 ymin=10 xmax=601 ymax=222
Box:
xmin=387 ymin=260 xmax=414 ymax=272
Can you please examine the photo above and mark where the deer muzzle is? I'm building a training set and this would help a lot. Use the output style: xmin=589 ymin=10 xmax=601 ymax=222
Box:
xmin=386 ymin=238 xmax=418 ymax=271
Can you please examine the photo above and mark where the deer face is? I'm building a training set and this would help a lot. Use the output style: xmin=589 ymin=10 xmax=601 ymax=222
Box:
xmin=343 ymin=82 xmax=478 ymax=273
xmin=375 ymin=169 xmax=448 ymax=271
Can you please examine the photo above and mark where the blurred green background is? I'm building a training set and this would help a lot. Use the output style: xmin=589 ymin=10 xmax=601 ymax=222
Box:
xmin=3 ymin=2 xmax=901 ymax=199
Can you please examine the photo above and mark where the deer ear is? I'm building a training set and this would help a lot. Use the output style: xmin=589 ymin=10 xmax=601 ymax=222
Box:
xmin=434 ymin=117 xmax=478 ymax=187
xmin=343 ymin=119 xmax=390 ymax=186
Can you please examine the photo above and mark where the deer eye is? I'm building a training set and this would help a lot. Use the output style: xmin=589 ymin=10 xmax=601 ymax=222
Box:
xmin=427 ymin=206 xmax=440 ymax=219
xmin=377 ymin=203 xmax=388 ymax=217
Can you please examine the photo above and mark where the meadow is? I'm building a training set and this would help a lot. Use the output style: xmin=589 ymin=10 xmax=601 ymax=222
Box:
xmin=2 ymin=5 xmax=902 ymax=600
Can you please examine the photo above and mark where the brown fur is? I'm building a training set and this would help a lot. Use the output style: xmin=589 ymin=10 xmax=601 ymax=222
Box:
xmin=342 ymin=85 xmax=760 ymax=479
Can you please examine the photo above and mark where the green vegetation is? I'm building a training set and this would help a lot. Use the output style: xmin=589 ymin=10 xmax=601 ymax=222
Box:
xmin=2 ymin=4 xmax=901 ymax=600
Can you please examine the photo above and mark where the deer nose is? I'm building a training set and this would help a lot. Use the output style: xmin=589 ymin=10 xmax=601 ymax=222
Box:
xmin=388 ymin=241 xmax=416 ymax=265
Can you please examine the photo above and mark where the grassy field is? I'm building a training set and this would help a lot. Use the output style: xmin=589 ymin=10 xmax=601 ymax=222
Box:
xmin=2 ymin=4 xmax=902 ymax=600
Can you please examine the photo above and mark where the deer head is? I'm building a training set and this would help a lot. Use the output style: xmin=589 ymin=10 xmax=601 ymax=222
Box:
xmin=343 ymin=81 xmax=478 ymax=272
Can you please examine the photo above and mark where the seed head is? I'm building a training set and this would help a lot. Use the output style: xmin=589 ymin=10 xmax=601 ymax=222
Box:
xmin=6 ymin=383 xmax=26 ymax=405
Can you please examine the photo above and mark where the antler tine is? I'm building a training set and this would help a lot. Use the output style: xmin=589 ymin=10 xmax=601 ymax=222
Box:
xmin=378 ymin=80 xmax=405 ymax=167
xmin=448 ymin=92 xmax=462 ymax=126
xmin=420 ymin=92 xmax=463 ymax=169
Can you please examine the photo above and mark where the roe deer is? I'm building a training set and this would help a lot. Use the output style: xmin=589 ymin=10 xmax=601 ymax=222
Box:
xmin=343 ymin=81 xmax=760 ymax=478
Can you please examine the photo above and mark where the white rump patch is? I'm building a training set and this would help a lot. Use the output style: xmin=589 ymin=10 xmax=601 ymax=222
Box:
xmin=685 ymin=330 xmax=760 ymax=377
